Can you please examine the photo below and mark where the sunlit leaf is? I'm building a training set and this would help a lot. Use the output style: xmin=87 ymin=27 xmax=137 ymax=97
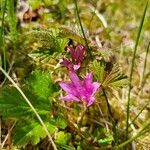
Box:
xmin=13 ymin=119 xmax=57 ymax=147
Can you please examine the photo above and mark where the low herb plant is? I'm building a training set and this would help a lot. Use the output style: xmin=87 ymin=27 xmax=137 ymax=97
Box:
xmin=0 ymin=0 xmax=150 ymax=150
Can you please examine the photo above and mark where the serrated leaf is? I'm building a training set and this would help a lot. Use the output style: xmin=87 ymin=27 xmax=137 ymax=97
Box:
xmin=27 ymin=29 xmax=67 ymax=52
xmin=28 ymin=29 xmax=67 ymax=65
xmin=51 ymin=116 xmax=67 ymax=129
xmin=27 ymin=70 xmax=57 ymax=99
xmin=58 ymin=27 xmax=89 ymax=45
xmin=13 ymin=119 xmax=57 ymax=147
xmin=0 ymin=86 xmax=51 ymax=118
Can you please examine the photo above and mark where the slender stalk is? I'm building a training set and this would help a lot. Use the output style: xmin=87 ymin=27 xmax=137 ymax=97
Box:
xmin=73 ymin=0 xmax=92 ymax=58
xmin=129 ymin=102 xmax=149 ymax=127
xmin=102 ymin=89 xmax=113 ymax=119
xmin=140 ymin=41 xmax=150 ymax=88
xmin=113 ymin=119 xmax=150 ymax=149
xmin=0 ymin=0 xmax=7 ymax=71
xmin=78 ymin=104 xmax=87 ymax=127
xmin=7 ymin=0 xmax=18 ymax=57
xmin=0 ymin=66 xmax=58 ymax=150
xmin=0 ymin=116 xmax=1 ymax=148
xmin=1 ymin=121 xmax=16 ymax=148
xmin=102 ymin=89 xmax=118 ymax=146
xmin=125 ymin=0 xmax=149 ymax=140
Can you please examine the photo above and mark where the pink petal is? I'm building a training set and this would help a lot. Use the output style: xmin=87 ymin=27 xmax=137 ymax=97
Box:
xmin=83 ymin=73 xmax=93 ymax=93
xmin=73 ymin=64 xmax=80 ymax=70
xmin=87 ymin=97 xmax=95 ymax=106
xmin=61 ymin=94 xmax=80 ymax=101
xmin=60 ymin=59 xmax=70 ymax=67
xmin=85 ymin=73 xmax=93 ymax=84
xmin=68 ymin=71 xmax=82 ymax=87
xmin=59 ymin=82 xmax=78 ymax=96
xmin=92 ymin=82 xmax=101 ymax=95
xmin=68 ymin=47 xmax=75 ymax=58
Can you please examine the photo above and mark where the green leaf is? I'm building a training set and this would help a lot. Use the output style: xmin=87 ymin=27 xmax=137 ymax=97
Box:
xmin=55 ymin=131 xmax=71 ymax=145
xmin=98 ymin=136 xmax=113 ymax=147
xmin=58 ymin=144 xmax=76 ymax=150
xmin=91 ymin=60 xmax=106 ymax=82
xmin=27 ymin=70 xmax=57 ymax=99
xmin=0 ymin=86 xmax=51 ymax=118
xmin=27 ymin=29 xmax=67 ymax=65
xmin=51 ymin=116 xmax=68 ymax=129
xmin=27 ymin=29 xmax=67 ymax=53
xmin=58 ymin=27 xmax=89 ymax=45
xmin=13 ymin=119 xmax=57 ymax=147
xmin=103 ymin=63 xmax=128 ymax=88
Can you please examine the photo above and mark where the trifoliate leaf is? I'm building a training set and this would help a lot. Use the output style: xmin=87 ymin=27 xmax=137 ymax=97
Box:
xmin=13 ymin=119 xmax=57 ymax=147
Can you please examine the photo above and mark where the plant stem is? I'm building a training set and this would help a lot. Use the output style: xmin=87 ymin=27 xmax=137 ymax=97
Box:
xmin=0 ymin=66 xmax=58 ymax=150
xmin=0 ymin=0 xmax=7 ymax=71
xmin=129 ymin=102 xmax=149 ymax=127
xmin=125 ymin=0 xmax=149 ymax=140
xmin=73 ymin=0 xmax=92 ymax=58
xmin=140 ymin=41 xmax=150 ymax=88
xmin=7 ymin=0 xmax=18 ymax=58
xmin=78 ymin=104 xmax=87 ymax=127
xmin=102 ymin=89 xmax=118 ymax=146
xmin=102 ymin=89 xmax=113 ymax=119
xmin=113 ymin=119 xmax=150 ymax=149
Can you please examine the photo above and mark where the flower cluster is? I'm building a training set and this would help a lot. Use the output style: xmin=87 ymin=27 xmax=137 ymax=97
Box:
xmin=60 ymin=45 xmax=85 ymax=71
xmin=59 ymin=44 xmax=100 ymax=106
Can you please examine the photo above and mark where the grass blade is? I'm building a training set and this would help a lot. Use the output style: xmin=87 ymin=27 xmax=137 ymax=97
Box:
xmin=140 ymin=41 xmax=150 ymax=88
xmin=125 ymin=0 xmax=149 ymax=140
xmin=0 ymin=0 xmax=7 ymax=71
xmin=73 ymin=0 xmax=92 ymax=58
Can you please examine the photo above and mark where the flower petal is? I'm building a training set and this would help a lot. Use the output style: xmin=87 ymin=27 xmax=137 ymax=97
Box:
xmin=61 ymin=94 xmax=80 ymax=101
xmin=84 ymin=73 xmax=93 ymax=85
xmin=68 ymin=71 xmax=82 ymax=87
xmin=59 ymin=82 xmax=78 ymax=96
xmin=92 ymin=82 xmax=101 ymax=95
xmin=83 ymin=73 xmax=93 ymax=94
xmin=75 ymin=45 xmax=85 ymax=63
xmin=87 ymin=97 xmax=95 ymax=106
xmin=73 ymin=64 xmax=80 ymax=70
xmin=60 ymin=59 xmax=70 ymax=67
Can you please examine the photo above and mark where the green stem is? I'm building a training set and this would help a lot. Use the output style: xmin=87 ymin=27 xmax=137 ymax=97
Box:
xmin=125 ymin=0 xmax=149 ymax=140
xmin=102 ymin=89 xmax=118 ymax=146
xmin=102 ymin=89 xmax=113 ymax=119
xmin=113 ymin=119 xmax=150 ymax=149
xmin=78 ymin=104 xmax=87 ymax=127
xmin=129 ymin=102 xmax=148 ymax=127
xmin=73 ymin=0 xmax=92 ymax=58
xmin=0 ymin=0 xmax=7 ymax=71
xmin=140 ymin=41 xmax=150 ymax=88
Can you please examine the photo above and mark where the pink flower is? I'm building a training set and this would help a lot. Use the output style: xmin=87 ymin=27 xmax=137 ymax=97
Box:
xmin=67 ymin=45 xmax=85 ymax=64
xmin=59 ymin=71 xmax=100 ymax=106
xmin=60 ymin=58 xmax=80 ymax=71
xmin=60 ymin=45 xmax=85 ymax=71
